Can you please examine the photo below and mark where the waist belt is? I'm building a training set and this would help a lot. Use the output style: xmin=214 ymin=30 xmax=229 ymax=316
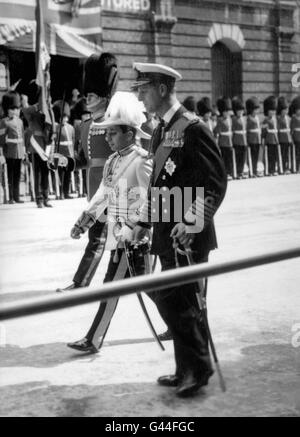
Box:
xmin=6 ymin=138 xmax=23 ymax=144
xmin=60 ymin=141 xmax=73 ymax=146
xmin=33 ymin=131 xmax=44 ymax=137
xmin=293 ymin=128 xmax=300 ymax=132
xmin=267 ymin=129 xmax=277 ymax=134
xmin=89 ymin=158 xmax=107 ymax=168
xmin=279 ymin=129 xmax=290 ymax=133
xmin=233 ymin=131 xmax=246 ymax=135
xmin=249 ymin=129 xmax=261 ymax=133
xmin=220 ymin=132 xmax=232 ymax=136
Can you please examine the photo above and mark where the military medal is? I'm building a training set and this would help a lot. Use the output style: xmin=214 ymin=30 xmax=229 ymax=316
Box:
xmin=164 ymin=158 xmax=177 ymax=176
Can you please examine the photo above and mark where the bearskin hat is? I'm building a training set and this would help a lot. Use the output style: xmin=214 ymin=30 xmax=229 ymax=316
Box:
xmin=246 ymin=97 xmax=260 ymax=115
xmin=289 ymin=95 xmax=300 ymax=116
xmin=84 ymin=52 xmax=118 ymax=98
xmin=232 ymin=97 xmax=245 ymax=115
xmin=1 ymin=91 xmax=21 ymax=115
xmin=197 ymin=97 xmax=213 ymax=117
xmin=277 ymin=96 xmax=288 ymax=114
xmin=263 ymin=96 xmax=277 ymax=116
xmin=217 ymin=97 xmax=232 ymax=114
xmin=183 ymin=96 xmax=196 ymax=113
xmin=52 ymin=100 xmax=71 ymax=123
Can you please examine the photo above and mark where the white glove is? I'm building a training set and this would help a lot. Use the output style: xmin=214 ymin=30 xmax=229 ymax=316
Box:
xmin=117 ymin=225 xmax=134 ymax=243
xmin=0 ymin=155 xmax=6 ymax=165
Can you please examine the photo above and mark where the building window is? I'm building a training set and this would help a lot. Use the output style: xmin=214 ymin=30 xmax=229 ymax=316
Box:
xmin=211 ymin=41 xmax=242 ymax=102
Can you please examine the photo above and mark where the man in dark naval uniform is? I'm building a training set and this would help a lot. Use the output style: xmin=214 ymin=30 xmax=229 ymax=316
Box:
xmin=57 ymin=52 xmax=118 ymax=292
xmin=132 ymin=63 xmax=227 ymax=398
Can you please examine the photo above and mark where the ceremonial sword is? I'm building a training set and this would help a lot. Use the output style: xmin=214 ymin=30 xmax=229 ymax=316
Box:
xmin=175 ymin=242 xmax=226 ymax=392
xmin=124 ymin=241 xmax=165 ymax=352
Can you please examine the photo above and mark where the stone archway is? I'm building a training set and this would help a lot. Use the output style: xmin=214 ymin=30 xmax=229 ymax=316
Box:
xmin=208 ymin=24 xmax=245 ymax=102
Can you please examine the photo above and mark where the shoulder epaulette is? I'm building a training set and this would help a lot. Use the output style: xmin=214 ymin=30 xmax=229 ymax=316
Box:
xmin=132 ymin=145 xmax=149 ymax=158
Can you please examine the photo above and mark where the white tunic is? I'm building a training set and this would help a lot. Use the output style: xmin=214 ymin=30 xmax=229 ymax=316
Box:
xmin=86 ymin=143 xmax=153 ymax=250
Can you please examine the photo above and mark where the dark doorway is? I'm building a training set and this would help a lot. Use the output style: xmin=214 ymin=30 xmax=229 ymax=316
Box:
xmin=7 ymin=50 xmax=36 ymax=91
xmin=50 ymin=55 xmax=84 ymax=102
xmin=211 ymin=41 xmax=242 ymax=102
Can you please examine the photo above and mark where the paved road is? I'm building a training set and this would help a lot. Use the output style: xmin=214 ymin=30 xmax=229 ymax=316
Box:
xmin=0 ymin=175 xmax=300 ymax=417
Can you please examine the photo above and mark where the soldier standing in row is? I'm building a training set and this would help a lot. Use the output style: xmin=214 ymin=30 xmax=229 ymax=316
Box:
xmin=232 ymin=97 xmax=248 ymax=179
xmin=53 ymin=101 xmax=75 ymax=199
xmin=262 ymin=96 xmax=280 ymax=176
xmin=132 ymin=62 xmax=227 ymax=397
xmin=57 ymin=53 xmax=119 ymax=292
xmin=214 ymin=98 xmax=234 ymax=180
xmin=277 ymin=96 xmax=292 ymax=175
xmin=0 ymin=91 xmax=26 ymax=204
xmin=290 ymin=96 xmax=300 ymax=173
xmin=67 ymin=92 xmax=152 ymax=353
xmin=246 ymin=97 xmax=261 ymax=178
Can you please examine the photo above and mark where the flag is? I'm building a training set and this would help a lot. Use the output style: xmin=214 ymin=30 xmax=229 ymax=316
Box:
xmin=35 ymin=0 xmax=52 ymax=127
xmin=0 ymin=0 xmax=102 ymax=58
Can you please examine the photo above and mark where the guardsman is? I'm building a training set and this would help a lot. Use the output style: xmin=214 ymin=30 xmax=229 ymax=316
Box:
xmin=277 ymin=96 xmax=292 ymax=175
xmin=22 ymin=82 xmax=53 ymax=208
xmin=132 ymin=62 xmax=227 ymax=398
xmin=56 ymin=53 xmax=119 ymax=292
xmin=197 ymin=97 xmax=214 ymax=133
xmin=262 ymin=96 xmax=280 ymax=176
xmin=232 ymin=97 xmax=248 ymax=179
xmin=290 ymin=96 xmax=300 ymax=173
xmin=67 ymin=92 xmax=153 ymax=353
xmin=214 ymin=97 xmax=235 ymax=179
xmin=0 ymin=92 xmax=25 ymax=204
xmin=246 ymin=97 xmax=261 ymax=177
xmin=53 ymin=101 xmax=75 ymax=199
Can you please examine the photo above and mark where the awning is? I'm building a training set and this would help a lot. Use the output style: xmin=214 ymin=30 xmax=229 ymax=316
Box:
xmin=0 ymin=0 xmax=102 ymax=58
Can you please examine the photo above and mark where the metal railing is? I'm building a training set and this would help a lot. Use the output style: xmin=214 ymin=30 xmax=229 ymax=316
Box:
xmin=1 ymin=246 xmax=300 ymax=321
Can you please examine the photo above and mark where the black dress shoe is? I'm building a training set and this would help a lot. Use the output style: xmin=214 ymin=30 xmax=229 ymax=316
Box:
xmin=43 ymin=201 xmax=53 ymax=208
xmin=8 ymin=200 xmax=16 ymax=204
xmin=67 ymin=338 xmax=98 ymax=354
xmin=157 ymin=375 xmax=181 ymax=387
xmin=158 ymin=329 xmax=173 ymax=341
xmin=176 ymin=370 xmax=214 ymax=398
xmin=56 ymin=283 xmax=81 ymax=293
xmin=15 ymin=200 xmax=24 ymax=204
xmin=37 ymin=202 xmax=43 ymax=208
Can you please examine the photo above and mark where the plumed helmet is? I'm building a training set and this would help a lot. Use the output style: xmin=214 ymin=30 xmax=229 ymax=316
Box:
xmin=217 ymin=97 xmax=232 ymax=114
xmin=263 ymin=96 xmax=277 ymax=116
xmin=93 ymin=91 xmax=151 ymax=139
xmin=83 ymin=52 xmax=118 ymax=98
xmin=183 ymin=96 xmax=196 ymax=113
xmin=289 ymin=95 xmax=300 ymax=116
xmin=246 ymin=97 xmax=260 ymax=115
xmin=277 ymin=96 xmax=289 ymax=114
xmin=232 ymin=97 xmax=245 ymax=115
xmin=1 ymin=91 xmax=21 ymax=115
xmin=197 ymin=97 xmax=213 ymax=116
xmin=52 ymin=100 xmax=70 ymax=123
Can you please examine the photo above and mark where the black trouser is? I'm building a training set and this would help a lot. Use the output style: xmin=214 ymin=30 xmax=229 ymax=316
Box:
xmin=234 ymin=146 xmax=247 ymax=177
xmin=148 ymin=249 xmax=212 ymax=379
xmin=58 ymin=166 xmax=71 ymax=198
xmin=73 ymin=220 xmax=106 ymax=287
xmin=280 ymin=143 xmax=290 ymax=173
xmin=6 ymin=158 xmax=21 ymax=202
xmin=295 ymin=142 xmax=300 ymax=172
xmin=32 ymin=153 xmax=49 ymax=204
xmin=249 ymin=144 xmax=260 ymax=175
xmin=266 ymin=144 xmax=278 ymax=175
xmin=220 ymin=147 xmax=233 ymax=177
xmin=86 ymin=247 xmax=146 ymax=348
